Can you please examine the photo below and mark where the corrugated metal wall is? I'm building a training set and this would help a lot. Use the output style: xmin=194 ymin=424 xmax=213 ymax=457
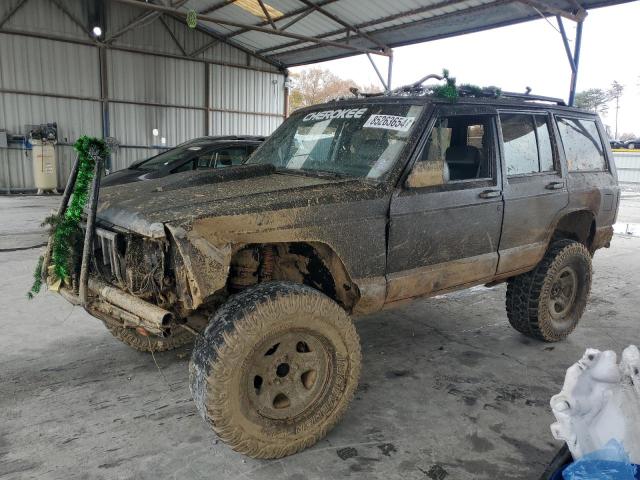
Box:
xmin=614 ymin=152 xmax=640 ymax=184
xmin=0 ymin=0 xmax=285 ymax=192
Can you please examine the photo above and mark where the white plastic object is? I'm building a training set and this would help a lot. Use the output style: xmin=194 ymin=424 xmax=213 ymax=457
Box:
xmin=550 ymin=346 xmax=640 ymax=463
xmin=32 ymin=139 xmax=57 ymax=192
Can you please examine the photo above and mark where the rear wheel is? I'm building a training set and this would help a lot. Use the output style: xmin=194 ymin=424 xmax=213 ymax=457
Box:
xmin=505 ymin=240 xmax=592 ymax=342
xmin=628 ymin=143 xmax=636 ymax=150
xmin=189 ymin=282 xmax=361 ymax=459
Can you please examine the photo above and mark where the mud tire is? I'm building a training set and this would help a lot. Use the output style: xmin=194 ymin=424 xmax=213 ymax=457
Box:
xmin=103 ymin=323 xmax=193 ymax=352
xmin=189 ymin=281 xmax=361 ymax=459
xmin=506 ymin=239 xmax=592 ymax=342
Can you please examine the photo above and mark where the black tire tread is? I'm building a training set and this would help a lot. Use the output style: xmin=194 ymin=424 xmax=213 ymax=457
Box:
xmin=505 ymin=239 xmax=592 ymax=342
xmin=189 ymin=281 xmax=361 ymax=459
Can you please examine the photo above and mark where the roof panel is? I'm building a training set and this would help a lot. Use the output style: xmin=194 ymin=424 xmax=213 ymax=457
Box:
xmin=159 ymin=0 xmax=634 ymax=66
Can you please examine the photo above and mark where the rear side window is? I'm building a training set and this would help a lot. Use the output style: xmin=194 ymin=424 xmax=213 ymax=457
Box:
xmin=500 ymin=113 xmax=555 ymax=176
xmin=556 ymin=117 xmax=606 ymax=171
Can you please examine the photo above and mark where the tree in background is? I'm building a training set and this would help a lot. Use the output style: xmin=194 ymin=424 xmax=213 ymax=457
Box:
xmin=574 ymin=88 xmax=610 ymax=116
xmin=289 ymin=68 xmax=381 ymax=111
xmin=608 ymin=81 xmax=624 ymax=140
xmin=620 ymin=133 xmax=638 ymax=142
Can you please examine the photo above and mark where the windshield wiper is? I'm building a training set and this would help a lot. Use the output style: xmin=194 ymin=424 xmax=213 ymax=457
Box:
xmin=274 ymin=167 xmax=350 ymax=180
xmin=300 ymin=168 xmax=349 ymax=179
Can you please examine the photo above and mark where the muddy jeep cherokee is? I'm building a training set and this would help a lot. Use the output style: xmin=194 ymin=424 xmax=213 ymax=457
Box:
xmin=57 ymin=90 xmax=618 ymax=459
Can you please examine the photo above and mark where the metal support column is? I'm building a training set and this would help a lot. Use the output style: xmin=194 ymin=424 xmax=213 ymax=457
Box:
xmin=204 ymin=64 xmax=210 ymax=135
xmin=568 ymin=20 xmax=583 ymax=106
xmin=98 ymin=45 xmax=111 ymax=170
xmin=366 ymin=53 xmax=388 ymax=92
xmin=387 ymin=51 xmax=394 ymax=92
xmin=283 ymin=71 xmax=290 ymax=118
xmin=557 ymin=16 xmax=584 ymax=106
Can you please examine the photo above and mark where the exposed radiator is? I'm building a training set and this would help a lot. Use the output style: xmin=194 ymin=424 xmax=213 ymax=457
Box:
xmin=95 ymin=227 xmax=124 ymax=284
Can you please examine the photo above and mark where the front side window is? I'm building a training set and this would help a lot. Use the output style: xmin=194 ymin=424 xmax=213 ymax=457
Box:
xmin=500 ymin=113 xmax=556 ymax=176
xmin=556 ymin=117 xmax=606 ymax=171
xmin=407 ymin=114 xmax=495 ymax=188
xmin=247 ymin=104 xmax=424 ymax=179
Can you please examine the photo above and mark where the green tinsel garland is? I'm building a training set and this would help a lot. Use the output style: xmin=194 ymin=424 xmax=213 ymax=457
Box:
xmin=430 ymin=69 xmax=501 ymax=102
xmin=431 ymin=69 xmax=459 ymax=102
xmin=27 ymin=136 xmax=109 ymax=298
xmin=27 ymin=255 xmax=44 ymax=299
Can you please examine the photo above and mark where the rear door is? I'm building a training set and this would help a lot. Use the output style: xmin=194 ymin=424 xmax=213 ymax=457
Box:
xmin=496 ymin=111 xmax=568 ymax=275
xmin=386 ymin=105 xmax=504 ymax=303
xmin=555 ymin=115 xmax=619 ymax=242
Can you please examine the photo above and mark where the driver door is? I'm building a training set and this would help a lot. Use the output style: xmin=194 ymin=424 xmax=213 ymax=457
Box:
xmin=386 ymin=106 xmax=504 ymax=303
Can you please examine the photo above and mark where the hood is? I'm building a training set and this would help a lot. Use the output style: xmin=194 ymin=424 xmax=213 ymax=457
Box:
xmin=96 ymin=164 xmax=377 ymax=237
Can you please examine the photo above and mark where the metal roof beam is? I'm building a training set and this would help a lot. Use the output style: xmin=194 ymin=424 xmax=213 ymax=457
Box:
xmin=105 ymin=0 xmax=189 ymax=44
xmin=256 ymin=0 xmax=475 ymax=55
xmin=257 ymin=0 xmax=278 ymax=30
xmin=103 ymin=0 xmax=282 ymax=67
xmin=159 ymin=15 xmax=187 ymax=56
xmin=188 ymin=37 xmax=219 ymax=57
xmin=279 ymin=7 xmax=315 ymax=31
xmin=295 ymin=0 xmax=389 ymax=52
xmin=517 ymin=0 xmax=587 ymax=22
xmin=111 ymin=0 xmax=389 ymax=56
xmin=50 ymin=0 xmax=94 ymax=39
xmin=220 ymin=0 xmax=340 ymax=39
xmin=366 ymin=53 xmax=388 ymax=91
xmin=106 ymin=11 xmax=160 ymax=43
xmin=199 ymin=0 xmax=236 ymax=15
xmin=556 ymin=15 xmax=576 ymax=72
xmin=0 ymin=0 xmax=29 ymax=29
xmin=177 ymin=16 xmax=283 ymax=67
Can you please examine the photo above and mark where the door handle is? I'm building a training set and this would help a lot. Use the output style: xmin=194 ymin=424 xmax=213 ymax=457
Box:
xmin=546 ymin=181 xmax=565 ymax=190
xmin=479 ymin=189 xmax=502 ymax=199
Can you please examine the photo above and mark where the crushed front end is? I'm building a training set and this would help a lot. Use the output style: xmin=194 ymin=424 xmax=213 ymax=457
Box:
xmin=85 ymin=226 xmax=177 ymax=337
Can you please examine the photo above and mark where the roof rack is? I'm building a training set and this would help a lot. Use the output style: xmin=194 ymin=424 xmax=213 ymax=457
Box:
xmin=500 ymin=91 xmax=566 ymax=106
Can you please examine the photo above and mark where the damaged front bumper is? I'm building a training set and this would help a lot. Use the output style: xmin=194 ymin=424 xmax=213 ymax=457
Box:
xmin=60 ymin=277 xmax=175 ymax=337
xmin=53 ymin=220 xmax=232 ymax=337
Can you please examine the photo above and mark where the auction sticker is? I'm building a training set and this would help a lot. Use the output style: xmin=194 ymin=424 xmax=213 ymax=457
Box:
xmin=363 ymin=114 xmax=415 ymax=132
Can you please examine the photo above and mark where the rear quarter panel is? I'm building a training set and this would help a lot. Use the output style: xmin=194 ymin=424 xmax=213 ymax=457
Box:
xmin=559 ymin=114 xmax=619 ymax=241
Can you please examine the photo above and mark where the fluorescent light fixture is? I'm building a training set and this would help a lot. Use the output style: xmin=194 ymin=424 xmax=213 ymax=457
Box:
xmin=161 ymin=137 xmax=166 ymax=145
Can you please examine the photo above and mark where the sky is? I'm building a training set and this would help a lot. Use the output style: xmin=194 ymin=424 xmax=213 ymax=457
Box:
xmin=290 ymin=2 xmax=640 ymax=137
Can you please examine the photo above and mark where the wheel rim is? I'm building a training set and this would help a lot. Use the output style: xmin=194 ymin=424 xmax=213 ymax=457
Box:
xmin=245 ymin=330 xmax=332 ymax=420
xmin=548 ymin=266 xmax=578 ymax=322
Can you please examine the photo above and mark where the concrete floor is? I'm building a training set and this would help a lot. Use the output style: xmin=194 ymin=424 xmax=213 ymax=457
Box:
xmin=1 ymin=195 xmax=639 ymax=480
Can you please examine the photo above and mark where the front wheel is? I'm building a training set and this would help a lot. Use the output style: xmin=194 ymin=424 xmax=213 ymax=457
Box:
xmin=628 ymin=143 xmax=636 ymax=150
xmin=506 ymin=240 xmax=592 ymax=342
xmin=189 ymin=282 xmax=361 ymax=459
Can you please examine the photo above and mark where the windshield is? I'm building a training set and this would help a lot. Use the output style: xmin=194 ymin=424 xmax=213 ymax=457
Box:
xmin=247 ymin=104 xmax=424 ymax=179
xmin=132 ymin=140 xmax=215 ymax=171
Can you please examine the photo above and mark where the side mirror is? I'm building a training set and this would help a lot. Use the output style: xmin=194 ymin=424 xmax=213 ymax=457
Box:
xmin=405 ymin=161 xmax=444 ymax=189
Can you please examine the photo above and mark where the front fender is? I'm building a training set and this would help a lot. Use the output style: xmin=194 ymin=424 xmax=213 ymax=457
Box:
xmin=166 ymin=224 xmax=231 ymax=309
